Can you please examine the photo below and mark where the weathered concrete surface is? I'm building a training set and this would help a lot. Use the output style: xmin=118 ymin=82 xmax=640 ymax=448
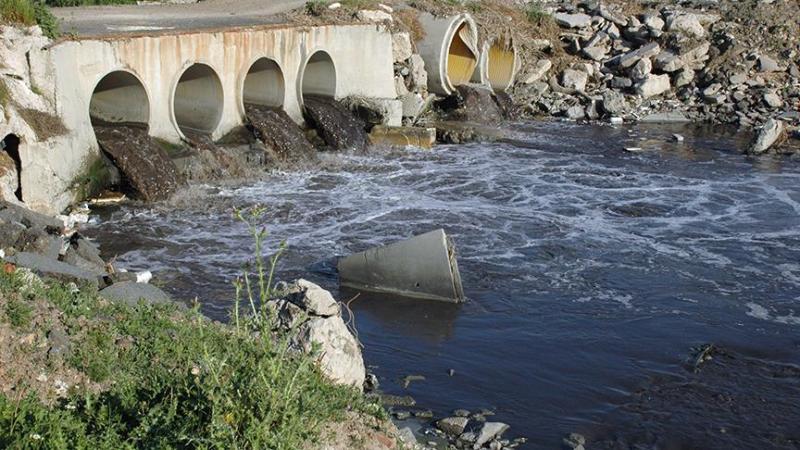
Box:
xmin=338 ymin=229 xmax=465 ymax=303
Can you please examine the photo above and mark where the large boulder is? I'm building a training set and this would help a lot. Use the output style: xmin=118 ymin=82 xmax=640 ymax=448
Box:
xmin=4 ymin=252 xmax=103 ymax=287
xmin=270 ymin=279 xmax=365 ymax=390
xmin=561 ymin=69 xmax=589 ymax=92
xmin=99 ymin=281 xmax=173 ymax=307
xmin=635 ymin=74 xmax=671 ymax=98
xmin=749 ymin=119 xmax=786 ymax=154
xmin=666 ymin=13 xmax=706 ymax=38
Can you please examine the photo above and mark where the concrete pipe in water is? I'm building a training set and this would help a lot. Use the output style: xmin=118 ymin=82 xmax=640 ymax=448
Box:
xmin=242 ymin=57 xmax=285 ymax=109
xmin=173 ymin=63 xmax=224 ymax=135
xmin=300 ymin=50 xmax=337 ymax=102
xmin=90 ymin=70 xmax=150 ymax=125
xmin=417 ymin=13 xmax=479 ymax=95
xmin=472 ymin=37 xmax=519 ymax=92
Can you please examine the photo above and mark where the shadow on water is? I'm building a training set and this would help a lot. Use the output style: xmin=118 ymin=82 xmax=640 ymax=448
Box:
xmin=342 ymin=287 xmax=462 ymax=344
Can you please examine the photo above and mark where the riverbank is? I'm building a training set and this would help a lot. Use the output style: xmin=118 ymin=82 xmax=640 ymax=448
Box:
xmin=0 ymin=201 xmax=404 ymax=449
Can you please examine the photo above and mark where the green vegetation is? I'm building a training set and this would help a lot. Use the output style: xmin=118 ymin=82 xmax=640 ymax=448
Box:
xmin=0 ymin=0 xmax=59 ymax=38
xmin=525 ymin=0 xmax=551 ymax=24
xmin=305 ymin=0 xmax=328 ymax=16
xmin=0 ymin=207 xmax=383 ymax=448
xmin=3 ymin=296 xmax=33 ymax=328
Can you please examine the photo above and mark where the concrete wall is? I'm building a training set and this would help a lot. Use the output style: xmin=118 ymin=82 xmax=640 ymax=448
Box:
xmin=21 ymin=23 xmax=396 ymax=213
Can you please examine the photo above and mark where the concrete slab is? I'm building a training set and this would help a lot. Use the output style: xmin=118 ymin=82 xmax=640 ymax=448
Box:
xmin=337 ymin=229 xmax=465 ymax=303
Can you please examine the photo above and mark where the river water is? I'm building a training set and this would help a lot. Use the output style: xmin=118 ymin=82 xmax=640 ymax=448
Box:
xmin=86 ymin=122 xmax=800 ymax=449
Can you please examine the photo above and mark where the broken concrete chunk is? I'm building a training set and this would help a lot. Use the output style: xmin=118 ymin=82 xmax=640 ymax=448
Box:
xmin=749 ymin=118 xmax=786 ymax=154
xmin=554 ymin=12 xmax=592 ymax=29
xmin=369 ymin=126 xmax=436 ymax=149
xmin=338 ymin=229 xmax=464 ymax=302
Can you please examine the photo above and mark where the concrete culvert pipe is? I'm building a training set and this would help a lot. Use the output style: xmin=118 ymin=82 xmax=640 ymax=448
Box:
xmin=300 ymin=51 xmax=337 ymax=102
xmin=417 ymin=13 xmax=479 ymax=95
xmin=242 ymin=57 xmax=285 ymax=109
xmin=173 ymin=63 xmax=224 ymax=135
xmin=90 ymin=71 xmax=150 ymax=125
xmin=472 ymin=37 xmax=519 ymax=92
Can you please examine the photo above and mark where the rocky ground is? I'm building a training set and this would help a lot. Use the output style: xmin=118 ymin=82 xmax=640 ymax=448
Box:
xmin=507 ymin=0 xmax=800 ymax=154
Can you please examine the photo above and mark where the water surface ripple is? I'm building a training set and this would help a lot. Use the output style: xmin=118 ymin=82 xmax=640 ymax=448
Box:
xmin=87 ymin=122 xmax=800 ymax=448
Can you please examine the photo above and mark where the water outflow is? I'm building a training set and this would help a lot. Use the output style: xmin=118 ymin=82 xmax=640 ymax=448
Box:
xmin=93 ymin=123 xmax=184 ymax=201
xmin=245 ymin=103 xmax=316 ymax=161
xmin=303 ymin=95 xmax=369 ymax=151
xmin=86 ymin=122 xmax=800 ymax=449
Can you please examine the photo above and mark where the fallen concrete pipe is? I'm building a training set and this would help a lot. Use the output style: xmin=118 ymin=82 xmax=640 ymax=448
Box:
xmin=416 ymin=13 xmax=480 ymax=95
xmin=471 ymin=36 xmax=519 ymax=92
xmin=90 ymin=70 xmax=150 ymax=125
xmin=337 ymin=228 xmax=465 ymax=303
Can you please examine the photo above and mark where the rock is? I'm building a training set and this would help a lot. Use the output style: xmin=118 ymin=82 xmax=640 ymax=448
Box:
xmin=729 ymin=72 xmax=748 ymax=85
xmin=524 ymin=59 xmax=552 ymax=84
xmin=601 ymin=91 xmax=627 ymax=115
xmin=0 ymin=201 xmax=63 ymax=233
xmin=582 ymin=46 xmax=608 ymax=62
xmin=678 ymin=42 xmax=710 ymax=66
xmin=397 ymin=427 xmax=417 ymax=446
xmin=531 ymin=39 xmax=552 ymax=51
xmin=377 ymin=3 xmax=392 ymax=13
xmin=758 ymin=55 xmax=781 ymax=73
xmin=46 ymin=328 xmax=70 ymax=358
xmin=400 ymin=93 xmax=427 ymax=119
xmin=597 ymin=3 xmax=627 ymax=26
xmin=394 ymin=411 xmax=411 ymax=420
xmin=394 ymin=75 xmax=408 ymax=97
xmin=666 ymin=13 xmax=706 ymax=38
xmin=609 ymin=117 xmax=624 ymax=124
xmin=673 ymin=134 xmax=685 ymax=142
xmin=436 ymin=417 xmax=469 ymax=435
xmin=288 ymin=279 xmax=340 ymax=316
xmin=294 ymin=315 xmax=365 ymax=389
xmin=563 ymin=432 xmax=586 ymax=449
xmin=356 ymin=9 xmax=393 ymax=23
xmin=437 ymin=84 xmax=504 ymax=124
xmin=639 ymin=111 xmax=690 ymax=123
xmin=642 ymin=14 xmax=665 ymax=32
xmin=630 ymin=57 xmax=652 ymax=80
xmin=763 ymin=91 xmax=783 ymax=109
xmin=561 ymin=69 xmax=588 ymax=92
xmin=391 ymin=32 xmax=412 ymax=63
xmin=566 ymin=105 xmax=585 ymax=120
xmin=408 ymin=54 xmax=428 ymax=92
xmin=341 ymin=96 xmax=402 ymax=128
xmin=610 ymin=77 xmax=633 ymax=88
xmin=749 ymin=118 xmax=786 ymax=154
xmin=99 ymin=281 xmax=172 ymax=306
xmin=554 ymin=12 xmax=592 ymax=29
xmin=375 ymin=393 xmax=416 ymax=407
xmin=618 ymin=42 xmax=661 ymax=69
xmin=475 ymin=422 xmax=510 ymax=447
xmin=674 ymin=69 xmax=695 ymax=87
xmin=5 ymin=252 xmax=103 ymax=287
xmin=453 ymin=409 xmax=470 ymax=417
xmin=654 ymin=51 xmax=683 ymax=72
xmin=0 ymin=151 xmax=19 ymax=204
xmin=635 ymin=74 xmax=671 ymax=98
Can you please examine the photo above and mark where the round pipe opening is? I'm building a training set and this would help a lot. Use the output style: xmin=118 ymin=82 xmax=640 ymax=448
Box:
xmin=0 ymin=133 xmax=22 ymax=202
xmin=446 ymin=22 xmax=478 ymax=88
xmin=173 ymin=63 xmax=224 ymax=135
xmin=485 ymin=38 xmax=518 ymax=92
xmin=90 ymin=71 xmax=150 ymax=126
xmin=242 ymin=57 xmax=285 ymax=109
xmin=300 ymin=51 xmax=337 ymax=102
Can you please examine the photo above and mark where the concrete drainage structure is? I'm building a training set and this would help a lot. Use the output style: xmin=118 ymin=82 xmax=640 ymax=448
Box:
xmin=416 ymin=13 xmax=480 ymax=95
xmin=16 ymin=24 xmax=397 ymax=213
xmin=472 ymin=37 xmax=519 ymax=92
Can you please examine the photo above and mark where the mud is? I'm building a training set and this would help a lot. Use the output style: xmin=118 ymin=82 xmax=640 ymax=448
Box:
xmin=303 ymin=95 xmax=369 ymax=152
xmin=245 ymin=103 xmax=317 ymax=162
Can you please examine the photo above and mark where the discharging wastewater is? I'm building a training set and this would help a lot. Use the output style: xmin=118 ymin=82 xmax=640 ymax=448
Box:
xmin=86 ymin=122 xmax=800 ymax=449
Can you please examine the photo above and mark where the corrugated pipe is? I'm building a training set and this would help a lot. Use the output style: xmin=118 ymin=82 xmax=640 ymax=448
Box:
xmin=416 ymin=12 xmax=480 ymax=95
